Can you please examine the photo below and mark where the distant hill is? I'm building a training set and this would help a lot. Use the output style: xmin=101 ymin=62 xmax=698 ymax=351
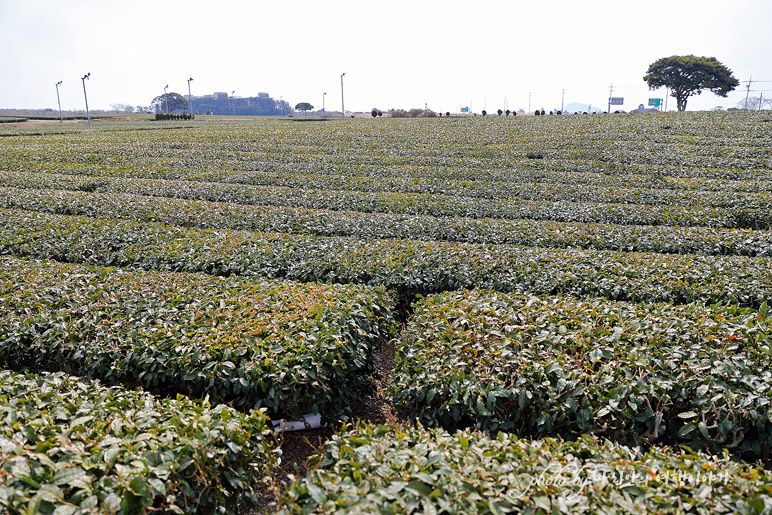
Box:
xmin=563 ymin=102 xmax=603 ymax=114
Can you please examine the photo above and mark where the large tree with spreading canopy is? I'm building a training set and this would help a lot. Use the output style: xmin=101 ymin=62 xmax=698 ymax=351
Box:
xmin=643 ymin=55 xmax=739 ymax=112
xmin=151 ymin=92 xmax=189 ymax=113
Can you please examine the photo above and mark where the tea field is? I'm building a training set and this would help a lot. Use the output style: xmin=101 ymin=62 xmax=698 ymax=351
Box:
xmin=1 ymin=112 xmax=772 ymax=513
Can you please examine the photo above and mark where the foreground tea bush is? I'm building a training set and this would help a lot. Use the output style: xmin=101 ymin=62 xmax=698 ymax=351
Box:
xmin=2 ymin=210 xmax=771 ymax=308
xmin=279 ymin=423 xmax=772 ymax=514
xmin=0 ymin=256 xmax=395 ymax=420
xmin=0 ymin=370 xmax=275 ymax=514
xmin=391 ymin=290 xmax=772 ymax=459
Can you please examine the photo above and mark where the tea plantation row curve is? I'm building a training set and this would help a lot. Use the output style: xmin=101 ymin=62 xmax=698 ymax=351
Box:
xmin=2 ymin=184 xmax=772 ymax=256
xmin=1 ymin=209 xmax=771 ymax=308
xmin=1 ymin=112 xmax=770 ymax=182
xmin=1 ymin=171 xmax=769 ymax=229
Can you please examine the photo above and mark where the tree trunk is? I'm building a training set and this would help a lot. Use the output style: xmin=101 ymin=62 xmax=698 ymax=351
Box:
xmin=676 ymin=93 xmax=688 ymax=112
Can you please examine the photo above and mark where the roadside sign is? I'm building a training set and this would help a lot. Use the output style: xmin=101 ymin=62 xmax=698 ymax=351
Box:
xmin=648 ymin=98 xmax=661 ymax=107
xmin=610 ymin=97 xmax=624 ymax=105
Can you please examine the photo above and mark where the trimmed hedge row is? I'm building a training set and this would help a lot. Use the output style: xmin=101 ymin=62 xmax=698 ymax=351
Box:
xmin=1 ymin=209 xmax=771 ymax=309
xmin=391 ymin=290 xmax=772 ymax=459
xmin=279 ymin=422 xmax=772 ymax=514
xmin=2 ymin=185 xmax=772 ymax=256
xmin=3 ymin=166 xmax=772 ymax=214
xmin=2 ymin=112 xmax=771 ymax=187
xmin=1 ymin=170 xmax=770 ymax=229
xmin=154 ymin=113 xmax=192 ymax=121
xmin=0 ymin=370 xmax=275 ymax=514
xmin=0 ymin=256 xmax=396 ymax=420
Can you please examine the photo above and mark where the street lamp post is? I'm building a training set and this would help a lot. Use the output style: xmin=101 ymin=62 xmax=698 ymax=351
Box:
xmin=323 ymin=92 xmax=326 ymax=118
xmin=164 ymin=85 xmax=169 ymax=113
xmin=187 ymin=77 xmax=194 ymax=118
xmin=231 ymin=91 xmax=235 ymax=116
xmin=340 ymin=72 xmax=346 ymax=119
xmin=55 ymin=81 xmax=63 ymax=123
xmin=81 ymin=73 xmax=91 ymax=129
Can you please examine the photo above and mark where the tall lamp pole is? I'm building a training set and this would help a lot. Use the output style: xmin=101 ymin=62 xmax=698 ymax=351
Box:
xmin=340 ymin=72 xmax=346 ymax=119
xmin=164 ymin=85 xmax=169 ymax=113
xmin=187 ymin=77 xmax=194 ymax=118
xmin=323 ymin=92 xmax=326 ymax=118
xmin=81 ymin=73 xmax=91 ymax=129
xmin=55 ymin=81 xmax=63 ymax=122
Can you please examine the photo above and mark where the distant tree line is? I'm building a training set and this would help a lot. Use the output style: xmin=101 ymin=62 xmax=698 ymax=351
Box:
xmin=191 ymin=95 xmax=291 ymax=116
xmin=388 ymin=108 xmax=437 ymax=118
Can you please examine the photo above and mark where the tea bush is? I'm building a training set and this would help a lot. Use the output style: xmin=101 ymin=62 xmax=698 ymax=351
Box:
xmin=0 ymin=256 xmax=396 ymax=420
xmin=391 ymin=290 xmax=772 ymax=459
xmin=280 ymin=422 xmax=772 ymax=514
xmin=0 ymin=370 xmax=275 ymax=514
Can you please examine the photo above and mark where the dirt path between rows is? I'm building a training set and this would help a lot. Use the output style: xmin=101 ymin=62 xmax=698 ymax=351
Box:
xmin=254 ymin=337 xmax=400 ymax=513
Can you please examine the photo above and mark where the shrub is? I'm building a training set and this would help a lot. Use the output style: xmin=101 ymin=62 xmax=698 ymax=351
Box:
xmin=154 ymin=113 xmax=192 ymax=121
xmin=0 ymin=256 xmax=396 ymax=420
xmin=279 ymin=422 xmax=772 ymax=514
xmin=0 ymin=370 xmax=276 ymax=514
xmin=391 ymin=290 xmax=772 ymax=460
xmin=388 ymin=109 xmax=408 ymax=118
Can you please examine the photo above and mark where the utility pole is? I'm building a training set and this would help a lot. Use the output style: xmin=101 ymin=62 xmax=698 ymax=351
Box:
xmin=81 ymin=73 xmax=91 ymax=129
xmin=561 ymin=89 xmax=565 ymax=112
xmin=187 ymin=77 xmax=194 ymax=118
xmin=55 ymin=81 xmax=63 ymax=122
xmin=745 ymin=76 xmax=753 ymax=110
xmin=608 ymin=84 xmax=613 ymax=114
xmin=528 ymin=92 xmax=531 ymax=114
xmin=340 ymin=72 xmax=346 ymax=119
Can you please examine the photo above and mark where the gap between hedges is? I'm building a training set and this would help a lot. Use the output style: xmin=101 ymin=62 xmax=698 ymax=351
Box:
xmin=262 ymin=325 xmax=403 ymax=514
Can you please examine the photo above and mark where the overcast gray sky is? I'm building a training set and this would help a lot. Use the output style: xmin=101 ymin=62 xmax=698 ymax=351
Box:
xmin=2 ymin=0 xmax=771 ymax=113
